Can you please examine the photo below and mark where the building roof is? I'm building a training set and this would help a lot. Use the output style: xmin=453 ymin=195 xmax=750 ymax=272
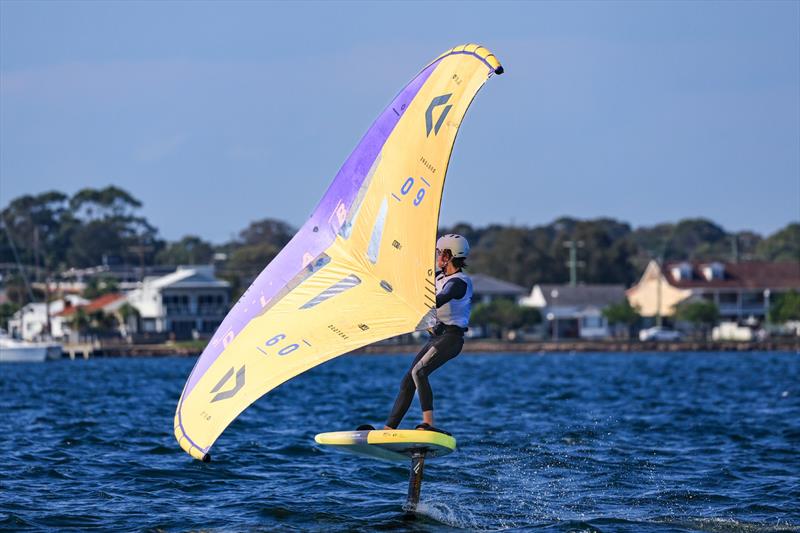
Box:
xmin=58 ymin=293 xmax=127 ymax=317
xmin=535 ymin=284 xmax=627 ymax=308
xmin=145 ymin=265 xmax=230 ymax=290
xmin=662 ymin=261 xmax=800 ymax=290
xmin=470 ymin=273 xmax=527 ymax=296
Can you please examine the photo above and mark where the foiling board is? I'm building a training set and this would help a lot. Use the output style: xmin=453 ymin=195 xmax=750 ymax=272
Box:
xmin=315 ymin=429 xmax=456 ymax=463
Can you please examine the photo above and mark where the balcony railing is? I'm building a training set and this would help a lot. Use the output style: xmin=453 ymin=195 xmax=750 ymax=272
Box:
xmin=718 ymin=304 xmax=767 ymax=317
xmin=164 ymin=306 xmax=227 ymax=317
xmin=198 ymin=306 xmax=227 ymax=316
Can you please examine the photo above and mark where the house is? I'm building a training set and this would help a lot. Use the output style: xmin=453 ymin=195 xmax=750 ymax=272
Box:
xmin=56 ymin=293 xmax=130 ymax=339
xmin=626 ymin=260 xmax=800 ymax=320
xmin=126 ymin=265 xmax=230 ymax=339
xmin=470 ymin=273 xmax=528 ymax=304
xmin=7 ymin=294 xmax=89 ymax=341
xmin=520 ymin=284 xmax=627 ymax=339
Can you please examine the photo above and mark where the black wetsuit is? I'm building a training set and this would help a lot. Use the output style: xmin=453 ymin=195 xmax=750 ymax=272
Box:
xmin=385 ymin=274 xmax=469 ymax=429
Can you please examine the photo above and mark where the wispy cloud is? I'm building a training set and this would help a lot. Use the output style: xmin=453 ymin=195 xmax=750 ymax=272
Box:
xmin=136 ymin=134 xmax=187 ymax=162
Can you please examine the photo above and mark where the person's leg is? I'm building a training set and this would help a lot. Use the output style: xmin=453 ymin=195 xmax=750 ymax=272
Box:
xmin=384 ymin=339 xmax=433 ymax=429
xmin=410 ymin=333 xmax=464 ymax=428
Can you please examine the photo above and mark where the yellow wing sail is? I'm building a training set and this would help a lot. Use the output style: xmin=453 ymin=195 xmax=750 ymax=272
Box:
xmin=174 ymin=44 xmax=503 ymax=461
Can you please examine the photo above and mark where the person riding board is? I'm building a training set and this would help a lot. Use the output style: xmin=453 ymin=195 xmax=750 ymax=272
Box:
xmin=358 ymin=234 xmax=473 ymax=435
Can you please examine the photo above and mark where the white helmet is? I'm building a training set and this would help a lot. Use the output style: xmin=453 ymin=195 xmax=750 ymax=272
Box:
xmin=436 ymin=234 xmax=470 ymax=259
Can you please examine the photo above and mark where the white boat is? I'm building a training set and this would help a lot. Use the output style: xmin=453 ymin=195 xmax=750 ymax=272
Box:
xmin=0 ymin=335 xmax=62 ymax=362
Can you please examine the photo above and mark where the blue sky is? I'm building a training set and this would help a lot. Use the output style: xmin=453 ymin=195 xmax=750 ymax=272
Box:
xmin=1 ymin=0 xmax=798 ymax=243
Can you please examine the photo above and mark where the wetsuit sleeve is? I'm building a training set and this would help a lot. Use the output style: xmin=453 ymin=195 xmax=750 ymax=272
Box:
xmin=435 ymin=278 xmax=467 ymax=308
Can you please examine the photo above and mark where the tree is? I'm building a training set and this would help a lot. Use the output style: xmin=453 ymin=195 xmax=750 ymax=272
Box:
xmin=555 ymin=218 xmax=637 ymax=285
xmin=215 ymin=218 xmax=295 ymax=293
xmin=236 ymin=218 xmax=294 ymax=248
xmin=629 ymin=218 xmax=739 ymax=270
xmin=155 ymin=235 xmax=214 ymax=265
xmin=67 ymin=187 xmax=162 ymax=266
xmin=82 ymin=276 xmax=120 ymax=300
xmin=461 ymin=224 xmax=558 ymax=288
xmin=69 ymin=186 xmax=143 ymax=221
xmin=757 ymin=223 xmax=800 ymax=262
xmin=470 ymin=299 xmax=540 ymax=338
xmin=770 ymin=290 xmax=800 ymax=323
xmin=0 ymin=302 xmax=20 ymax=331
xmin=88 ymin=310 xmax=118 ymax=334
xmin=675 ymin=300 xmax=720 ymax=338
xmin=602 ymin=299 xmax=641 ymax=338
xmin=1 ymin=191 xmax=71 ymax=274
xmin=518 ymin=306 xmax=542 ymax=328
xmin=1 ymin=273 xmax=42 ymax=306
xmin=117 ymin=303 xmax=140 ymax=336
xmin=443 ymin=217 xmax=638 ymax=288
xmin=222 ymin=242 xmax=282 ymax=290
xmin=70 ymin=308 xmax=91 ymax=336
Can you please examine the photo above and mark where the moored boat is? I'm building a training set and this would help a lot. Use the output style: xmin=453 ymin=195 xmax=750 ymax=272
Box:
xmin=0 ymin=334 xmax=62 ymax=362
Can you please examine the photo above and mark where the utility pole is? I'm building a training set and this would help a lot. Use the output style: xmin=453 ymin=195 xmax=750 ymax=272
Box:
xmin=1 ymin=215 xmax=35 ymax=303
xmin=654 ymin=227 xmax=675 ymax=329
xmin=33 ymin=226 xmax=41 ymax=283
xmin=656 ymin=257 xmax=663 ymax=328
xmin=128 ymin=244 xmax=153 ymax=282
xmin=563 ymin=240 xmax=585 ymax=286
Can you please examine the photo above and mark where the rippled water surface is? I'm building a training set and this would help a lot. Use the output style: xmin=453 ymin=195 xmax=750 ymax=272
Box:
xmin=1 ymin=352 xmax=799 ymax=532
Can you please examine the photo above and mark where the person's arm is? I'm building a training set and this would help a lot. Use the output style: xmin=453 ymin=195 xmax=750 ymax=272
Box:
xmin=435 ymin=278 xmax=467 ymax=308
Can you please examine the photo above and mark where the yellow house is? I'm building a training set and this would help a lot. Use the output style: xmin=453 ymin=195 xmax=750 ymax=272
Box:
xmin=627 ymin=260 xmax=800 ymax=319
xmin=627 ymin=261 xmax=693 ymax=317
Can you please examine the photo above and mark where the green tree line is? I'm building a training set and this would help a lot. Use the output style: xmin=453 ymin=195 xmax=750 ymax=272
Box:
xmin=2 ymin=187 xmax=798 ymax=306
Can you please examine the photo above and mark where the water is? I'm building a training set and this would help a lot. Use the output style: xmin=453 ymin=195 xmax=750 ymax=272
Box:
xmin=1 ymin=352 xmax=798 ymax=532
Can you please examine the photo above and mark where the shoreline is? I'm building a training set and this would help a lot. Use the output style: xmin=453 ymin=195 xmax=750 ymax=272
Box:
xmin=60 ymin=339 xmax=800 ymax=358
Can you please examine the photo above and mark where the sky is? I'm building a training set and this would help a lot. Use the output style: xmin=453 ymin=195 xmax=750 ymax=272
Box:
xmin=1 ymin=0 xmax=798 ymax=243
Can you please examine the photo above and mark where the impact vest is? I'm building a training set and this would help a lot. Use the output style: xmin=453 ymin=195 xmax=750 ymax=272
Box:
xmin=435 ymin=271 xmax=473 ymax=328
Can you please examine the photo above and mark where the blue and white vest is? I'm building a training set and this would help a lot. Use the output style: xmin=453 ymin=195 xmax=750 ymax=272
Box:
xmin=435 ymin=271 xmax=473 ymax=328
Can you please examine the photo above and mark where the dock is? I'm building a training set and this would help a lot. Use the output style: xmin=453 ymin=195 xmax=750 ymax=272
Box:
xmin=56 ymin=338 xmax=800 ymax=359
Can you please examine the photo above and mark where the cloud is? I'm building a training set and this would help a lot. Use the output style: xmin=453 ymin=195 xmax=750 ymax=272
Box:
xmin=136 ymin=134 xmax=187 ymax=162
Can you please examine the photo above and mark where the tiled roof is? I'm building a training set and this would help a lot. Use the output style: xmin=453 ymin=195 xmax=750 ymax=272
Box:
xmin=663 ymin=261 xmax=800 ymax=289
xmin=58 ymin=293 xmax=126 ymax=317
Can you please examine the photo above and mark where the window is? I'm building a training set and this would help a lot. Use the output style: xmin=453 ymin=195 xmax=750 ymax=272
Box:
xmin=163 ymin=294 xmax=191 ymax=316
xmin=741 ymin=292 xmax=764 ymax=306
xmin=582 ymin=315 xmax=603 ymax=329
xmin=718 ymin=292 xmax=737 ymax=305
xmin=671 ymin=262 xmax=693 ymax=281
xmin=702 ymin=262 xmax=725 ymax=281
xmin=198 ymin=293 xmax=226 ymax=315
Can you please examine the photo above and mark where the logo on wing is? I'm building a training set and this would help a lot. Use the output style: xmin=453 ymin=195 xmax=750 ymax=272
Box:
xmin=210 ymin=366 xmax=246 ymax=402
xmin=425 ymin=94 xmax=453 ymax=137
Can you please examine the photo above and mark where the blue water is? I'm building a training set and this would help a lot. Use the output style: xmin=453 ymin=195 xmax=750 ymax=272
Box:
xmin=1 ymin=352 xmax=798 ymax=532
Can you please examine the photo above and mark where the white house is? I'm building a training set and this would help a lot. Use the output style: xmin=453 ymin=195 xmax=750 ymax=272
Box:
xmin=520 ymin=284 xmax=627 ymax=339
xmin=7 ymin=294 xmax=89 ymax=341
xmin=126 ymin=265 xmax=230 ymax=339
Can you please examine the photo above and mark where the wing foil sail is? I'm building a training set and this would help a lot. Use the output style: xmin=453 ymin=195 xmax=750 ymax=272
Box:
xmin=175 ymin=44 xmax=503 ymax=461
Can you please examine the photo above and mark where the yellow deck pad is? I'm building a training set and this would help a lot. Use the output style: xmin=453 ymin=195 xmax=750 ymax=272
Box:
xmin=315 ymin=429 xmax=456 ymax=463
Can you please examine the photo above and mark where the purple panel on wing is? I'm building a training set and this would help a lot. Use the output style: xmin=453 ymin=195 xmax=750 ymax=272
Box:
xmin=182 ymin=60 xmax=441 ymax=396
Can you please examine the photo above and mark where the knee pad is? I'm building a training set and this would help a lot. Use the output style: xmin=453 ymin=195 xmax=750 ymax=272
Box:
xmin=411 ymin=365 xmax=429 ymax=382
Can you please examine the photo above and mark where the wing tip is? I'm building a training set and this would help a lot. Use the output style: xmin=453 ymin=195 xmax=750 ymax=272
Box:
xmin=432 ymin=43 xmax=504 ymax=75
xmin=174 ymin=412 xmax=212 ymax=462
